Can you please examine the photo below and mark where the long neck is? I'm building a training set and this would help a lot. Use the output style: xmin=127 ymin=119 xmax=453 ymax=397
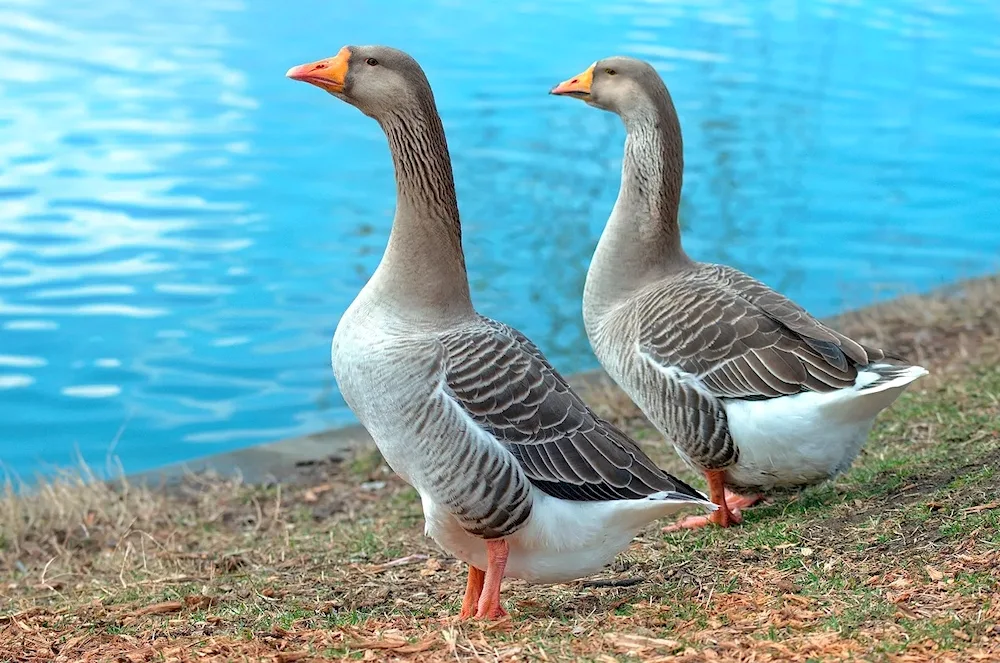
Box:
xmin=367 ymin=96 xmax=474 ymax=321
xmin=585 ymin=87 xmax=690 ymax=316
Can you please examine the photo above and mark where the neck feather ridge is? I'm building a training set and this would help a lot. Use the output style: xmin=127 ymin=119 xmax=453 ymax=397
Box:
xmin=368 ymin=96 xmax=473 ymax=319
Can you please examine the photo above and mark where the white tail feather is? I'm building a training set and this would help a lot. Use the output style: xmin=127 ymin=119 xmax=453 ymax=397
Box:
xmin=857 ymin=364 xmax=930 ymax=395
xmin=646 ymin=490 xmax=717 ymax=510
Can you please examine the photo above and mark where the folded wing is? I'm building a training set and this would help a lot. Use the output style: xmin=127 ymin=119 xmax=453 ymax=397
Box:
xmin=637 ymin=264 xmax=886 ymax=401
xmin=440 ymin=317 xmax=704 ymax=502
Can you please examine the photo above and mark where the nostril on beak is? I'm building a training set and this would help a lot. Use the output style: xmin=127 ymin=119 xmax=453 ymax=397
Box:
xmin=315 ymin=63 xmax=327 ymax=70
xmin=571 ymin=78 xmax=578 ymax=84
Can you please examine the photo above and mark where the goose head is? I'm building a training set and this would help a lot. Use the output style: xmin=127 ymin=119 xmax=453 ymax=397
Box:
xmin=286 ymin=45 xmax=433 ymax=120
xmin=550 ymin=56 xmax=665 ymax=118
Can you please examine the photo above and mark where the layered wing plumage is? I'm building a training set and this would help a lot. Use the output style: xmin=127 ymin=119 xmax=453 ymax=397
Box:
xmin=637 ymin=264 xmax=885 ymax=401
xmin=438 ymin=316 xmax=704 ymax=503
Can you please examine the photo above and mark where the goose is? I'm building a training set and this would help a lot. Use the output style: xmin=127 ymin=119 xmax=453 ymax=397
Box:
xmin=286 ymin=46 xmax=714 ymax=619
xmin=550 ymin=58 xmax=928 ymax=530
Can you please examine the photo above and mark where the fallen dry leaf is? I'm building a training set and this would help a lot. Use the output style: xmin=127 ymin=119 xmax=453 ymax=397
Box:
xmin=131 ymin=601 xmax=184 ymax=617
xmin=370 ymin=554 xmax=428 ymax=571
xmin=419 ymin=558 xmax=443 ymax=576
xmin=604 ymin=633 xmax=681 ymax=653
xmin=962 ymin=501 xmax=1000 ymax=514
xmin=350 ymin=636 xmax=436 ymax=654
xmin=302 ymin=483 xmax=333 ymax=503
xmin=183 ymin=594 xmax=217 ymax=610
xmin=395 ymin=639 xmax=437 ymax=654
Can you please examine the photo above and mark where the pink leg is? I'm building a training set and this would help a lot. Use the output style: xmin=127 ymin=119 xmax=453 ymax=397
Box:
xmin=458 ymin=565 xmax=485 ymax=619
xmin=724 ymin=489 xmax=762 ymax=511
xmin=663 ymin=471 xmax=762 ymax=531
xmin=475 ymin=539 xmax=510 ymax=619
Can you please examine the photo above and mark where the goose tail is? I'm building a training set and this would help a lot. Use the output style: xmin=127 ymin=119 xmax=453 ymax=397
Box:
xmin=857 ymin=364 xmax=929 ymax=395
xmin=818 ymin=363 xmax=929 ymax=423
xmin=645 ymin=490 xmax=718 ymax=511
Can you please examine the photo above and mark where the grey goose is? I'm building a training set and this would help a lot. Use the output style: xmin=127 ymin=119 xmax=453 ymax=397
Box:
xmin=551 ymin=57 xmax=927 ymax=530
xmin=287 ymin=46 xmax=713 ymax=618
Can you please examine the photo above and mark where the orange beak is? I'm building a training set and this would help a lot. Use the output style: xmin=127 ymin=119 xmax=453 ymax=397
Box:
xmin=286 ymin=46 xmax=351 ymax=94
xmin=550 ymin=64 xmax=594 ymax=98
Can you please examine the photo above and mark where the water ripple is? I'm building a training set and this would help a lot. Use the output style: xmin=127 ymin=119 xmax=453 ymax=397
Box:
xmin=0 ymin=0 xmax=998 ymax=476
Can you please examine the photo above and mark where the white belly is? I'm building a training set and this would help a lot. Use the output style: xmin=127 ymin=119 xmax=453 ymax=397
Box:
xmin=331 ymin=302 xmax=439 ymax=489
xmin=421 ymin=489 xmax=698 ymax=584
xmin=722 ymin=395 xmax=874 ymax=490
xmin=722 ymin=367 xmax=923 ymax=490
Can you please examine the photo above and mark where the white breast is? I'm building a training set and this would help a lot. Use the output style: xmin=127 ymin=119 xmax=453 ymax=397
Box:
xmin=331 ymin=298 xmax=435 ymax=488
xmin=723 ymin=365 xmax=928 ymax=490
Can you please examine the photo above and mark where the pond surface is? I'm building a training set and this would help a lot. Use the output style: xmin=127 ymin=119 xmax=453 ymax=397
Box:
xmin=1 ymin=0 xmax=998 ymax=476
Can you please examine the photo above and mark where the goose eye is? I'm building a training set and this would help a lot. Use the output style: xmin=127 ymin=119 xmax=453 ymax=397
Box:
xmin=366 ymin=57 xmax=379 ymax=66
xmin=605 ymin=68 xmax=617 ymax=76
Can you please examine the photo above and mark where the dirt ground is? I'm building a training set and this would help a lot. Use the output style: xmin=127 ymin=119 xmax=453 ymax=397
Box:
xmin=2 ymin=276 xmax=999 ymax=662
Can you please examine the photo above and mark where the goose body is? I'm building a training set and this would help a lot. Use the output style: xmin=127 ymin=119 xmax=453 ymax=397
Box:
xmin=289 ymin=45 xmax=712 ymax=618
xmin=552 ymin=58 xmax=928 ymax=527
xmin=589 ymin=265 xmax=929 ymax=495
xmin=333 ymin=300 xmax=707 ymax=585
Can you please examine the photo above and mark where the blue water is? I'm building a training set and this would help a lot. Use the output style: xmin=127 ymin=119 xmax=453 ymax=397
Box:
xmin=1 ymin=0 xmax=999 ymax=477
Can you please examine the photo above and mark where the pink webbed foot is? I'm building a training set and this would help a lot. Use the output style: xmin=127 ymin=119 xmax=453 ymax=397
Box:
xmin=663 ymin=470 xmax=762 ymax=531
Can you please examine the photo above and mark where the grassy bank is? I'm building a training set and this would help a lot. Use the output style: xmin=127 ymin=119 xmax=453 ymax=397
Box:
xmin=2 ymin=277 xmax=999 ymax=662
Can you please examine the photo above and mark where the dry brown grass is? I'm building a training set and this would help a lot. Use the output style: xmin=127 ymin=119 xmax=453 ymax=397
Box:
xmin=2 ymin=275 xmax=1000 ymax=662
xmin=2 ymin=463 xmax=161 ymax=559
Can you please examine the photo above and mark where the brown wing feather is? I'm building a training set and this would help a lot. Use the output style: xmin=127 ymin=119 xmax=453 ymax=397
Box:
xmin=638 ymin=264 xmax=885 ymax=400
xmin=440 ymin=317 xmax=704 ymax=502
